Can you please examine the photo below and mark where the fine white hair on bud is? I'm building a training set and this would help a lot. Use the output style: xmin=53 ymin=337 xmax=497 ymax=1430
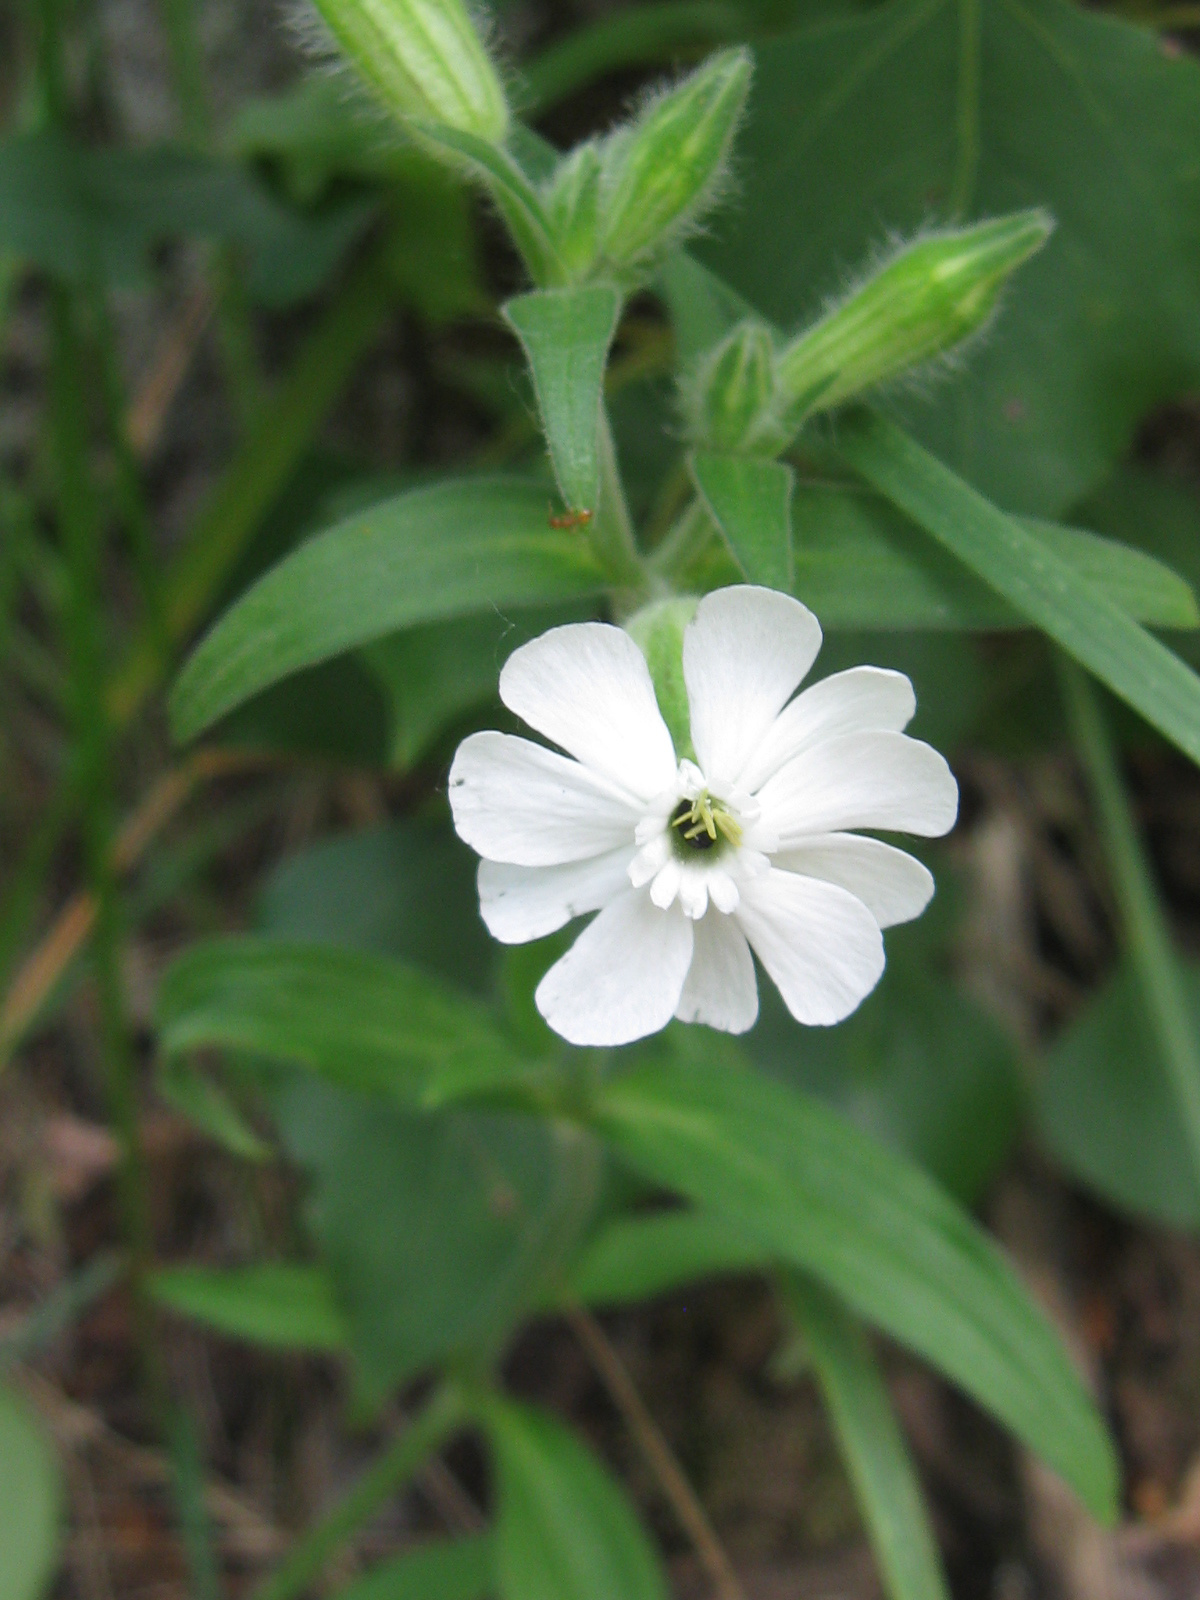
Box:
xmin=448 ymin=585 xmax=959 ymax=1048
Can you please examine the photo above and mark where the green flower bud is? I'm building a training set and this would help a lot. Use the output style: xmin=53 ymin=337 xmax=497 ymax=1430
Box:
xmin=310 ymin=0 xmax=510 ymax=144
xmin=542 ymin=142 xmax=604 ymax=280
xmin=776 ymin=209 xmax=1054 ymax=422
xmin=624 ymin=596 xmax=698 ymax=759
xmin=597 ymin=48 xmax=752 ymax=273
xmin=682 ymin=318 xmax=782 ymax=453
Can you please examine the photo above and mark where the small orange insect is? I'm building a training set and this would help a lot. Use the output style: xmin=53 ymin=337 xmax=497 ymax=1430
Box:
xmin=548 ymin=506 xmax=594 ymax=530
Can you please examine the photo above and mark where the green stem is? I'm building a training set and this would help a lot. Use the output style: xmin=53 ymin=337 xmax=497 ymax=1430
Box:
xmin=1058 ymin=655 xmax=1200 ymax=1197
xmin=589 ymin=405 xmax=648 ymax=599
xmin=251 ymin=1383 xmax=468 ymax=1600
xmin=49 ymin=284 xmax=161 ymax=1403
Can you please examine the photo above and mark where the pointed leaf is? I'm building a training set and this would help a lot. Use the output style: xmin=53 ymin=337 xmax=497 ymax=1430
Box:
xmin=337 ymin=1538 xmax=492 ymax=1600
xmin=504 ymin=286 xmax=622 ymax=514
xmin=790 ymin=478 xmax=1199 ymax=630
xmin=485 ymin=1398 xmax=668 ymax=1600
xmin=591 ymin=1048 xmax=1118 ymax=1521
xmin=169 ymin=479 xmax=606 ymax=741
xmin=0 ymin=1382 xmax=61 ymax=1600
xmin=149 ymin=1265 xmax=348 ymax=1352
xmin=155 ymin=937 xmax=542 ymax=1107
xmin=835 ymin=409 xmax=1200 ymax=763
xmin=690 ymin=451 xmax=794 ymax=590
xmin=558 ymin=1209 xmax=768 ymax=1309
xmin=785 ymin=1274 xmax=950 ymax=1600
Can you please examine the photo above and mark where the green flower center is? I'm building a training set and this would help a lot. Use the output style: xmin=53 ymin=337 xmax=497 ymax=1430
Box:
xmin=670 ymin=792 xmax=743 ymax=854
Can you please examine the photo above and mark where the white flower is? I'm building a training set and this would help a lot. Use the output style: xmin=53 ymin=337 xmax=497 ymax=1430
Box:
xmin=448 ymin=585 xmax=958 ymax=1047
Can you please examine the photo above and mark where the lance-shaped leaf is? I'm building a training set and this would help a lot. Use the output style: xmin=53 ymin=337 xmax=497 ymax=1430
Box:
xmin=484 ymin=1398 xmax=668 ymax=1600
xmin=337 ymin=1537 xmax=493 ymax=1600
xmin=690 ymin=451 xmax=794 ymax=590
xmin=787 ymin=479 xmax=1199 ymax=630
xmin=169 ymin=478 xmax=606 ymax=741
xmin=834 ymin=409 xmax=1200 ymax=763
xmin=556 ymin=1208 xmax=768 ymax=1309
xmin=504 ymin=286 xmax=622 ymax=514
xmin=785 ymin=1274 xmax=950 ymax=1600
xmin=150 ymin=1265 xmax=348 ymax=1353
xmin=590 ymin=1049 xmax=1118 ymax=1522
xmin=0 ymin=1382 xmax=61 ymax=1600
xmin=156 ymin=936 xmax=544 ymax=1106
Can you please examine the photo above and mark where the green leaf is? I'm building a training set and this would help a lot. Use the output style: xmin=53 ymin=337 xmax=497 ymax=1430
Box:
xmin=336 ymin=1537 xmax=492 ymax=1600
xmin=690 ymin=452 xmax=795 ymax=591
xmin=591 ymin=1047 xmax=1117 ymax=1521
xmin=156 ymin=937 xmax=539 ymax=1107
xmin=485 ymin=1398 xmax=669 ymax=1600
xmin=0 ymin=130 xmax=370 ymax=305
xmin=748 ymin=934 xmax=1023 ymax=1206
xmin=169 ymin=478 xmax=606 ymax=742
xmin=789 ymin=477 xmax=1199 ymax=631
xmin=279 ymin=1085 xmax=598 ymax=1402
xmin=503 ymin=286 xmax=622 ymax=514
xmin=558 ymin=1209 xmax=767 ymax=1308
xmin=784 ymin=1275 xmax=950 ymax=1600
xmin=835 ymin=409 xmax=1200 ymax=763
xmin=0 ymin=1382 xmax=61 ymax=1600
xmin=703 ymin=0 xmax=1200 ymax=514
xmin=149 ymin=1265 xmax=348 ymax=1352
xmin=258 ymin=820 xmax=495 ymax=993
xmin=1035 ymin=961 xmax=1200 ymax=1230
xmin=158 ymin=1056 xmax=271 ymax=1161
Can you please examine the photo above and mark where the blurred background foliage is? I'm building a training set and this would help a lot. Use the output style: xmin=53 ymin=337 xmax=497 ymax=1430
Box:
xmin=7 ymin=0 xmax=1200 ymax=1594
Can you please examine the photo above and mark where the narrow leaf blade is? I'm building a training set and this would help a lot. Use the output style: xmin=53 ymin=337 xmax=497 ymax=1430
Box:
xmin=169 ymin=478 xmax=605 ymax=741
xmin=149 ymin=1265 xmax=348 ymax=1353
xmin=0 ymin=1381 xmax=61 ymax=1600
xmin=592 ymin=1049 xmax=1118 ymax=1521
xmin=835 ymin=409 xmax=1200 ymax=761
xmin=690 ymin=451 xmax=794 ymax=590
xmin=785 ymin=1274 xmax=950 ymax=1600
xmin=504 ymin=286 xmax=622 ymax=514
xmin=486 ymin=1398 xmax=668 ymax=1600
xmin=336 ymin=1537 xmax=493 ymax=1600
xmin=558 ymin=1209 xmax=768 ymax=1309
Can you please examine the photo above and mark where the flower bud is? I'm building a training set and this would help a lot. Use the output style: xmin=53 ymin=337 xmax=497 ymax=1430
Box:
xmin=624 ymin=596 xmax=698 ymax=759
xmin=310 ymin=0 xmax=510 ymax=144
xmin=598 ymin=48 xmax=752 ymax=272
xmin=682 ymin=318 xmax=781 ymax=453
xmin=776 ymin=209 xmax=1054 ymax=422
xmin=542 ymin=142 xmax=604 ymax=280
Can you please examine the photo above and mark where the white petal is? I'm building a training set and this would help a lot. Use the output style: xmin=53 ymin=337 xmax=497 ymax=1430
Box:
xmin=739 ymin=667 xmax=916 ymax=794
xmin=683 ymin=586 xmax=822 ymax=788
xmin=536 ymin=889 xmax=694 ymax=1046
xmin=772 ymin=834 xmax=934 ymax=928
xmin=650 ymin=859 xmax=682 ymax=910
xmin=478 ymin=847 xmax=636 ymax=943
xmin=449 ymin=732 xmax=640 ymax=866
xmin=736 ymin=869 xmax=885 ymax=1026
xmin=675 ymin=912 xmax=758 ymax=1033
xmin=500 ymin=622 xmax=678 ymax=801
xmin=756 ymin=731 xmax=959 ymax=845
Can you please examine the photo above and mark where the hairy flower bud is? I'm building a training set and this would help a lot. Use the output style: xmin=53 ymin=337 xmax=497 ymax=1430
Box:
xmin=597 ymin=48 xmax=752 ymax=272
xmin=776 ymin=210 xmax=1054 ymax=423
xmin=683 ymin=319 xmax=781 ymax=453
xmin=310 ymin=0 xmax=509 ymax=144
xmin=542 ymin=142 xmax=604 ymax=279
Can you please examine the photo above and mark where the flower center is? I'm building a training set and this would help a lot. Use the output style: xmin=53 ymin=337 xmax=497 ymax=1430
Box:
xmin=670 ymin=791 xmax=743 ymax=853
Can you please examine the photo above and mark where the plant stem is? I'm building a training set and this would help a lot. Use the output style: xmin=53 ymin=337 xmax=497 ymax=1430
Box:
xmin=49 ymin=284 xmax=161 ymax=1405
xmin=250 ymin=1382 xmax=468 ymax=1600
xmin=1058 ymin=655 xmax=1200 ymax=1196
xmin=647 ymin=496 xmax=717 ymax=584
xmin=568 ymin=1307 xmax=746 ymax=1600
xmin=590 ymin=405 xmax=649 ymax=599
